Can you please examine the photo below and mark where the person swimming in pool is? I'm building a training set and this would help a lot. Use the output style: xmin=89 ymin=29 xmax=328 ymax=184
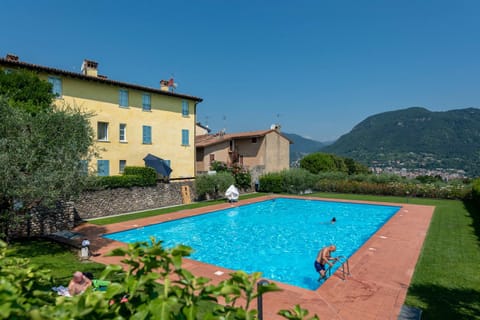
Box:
xmin=314 ymin=245 xmax=337 ymax=279
xmin=331 ymin=217 xmax=336 ymax=223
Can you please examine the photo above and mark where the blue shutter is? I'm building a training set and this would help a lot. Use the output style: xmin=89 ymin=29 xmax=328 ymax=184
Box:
xmin=182 ymin=129 xmax=189 ymax=145
xmin=119 ymin=89 xmax=128 ymax=107
xmin=142 ymin=94 xmax=151 ymax=111
xmin=182 ymin=100 xmax=189 ymax=116
xmin=143 ymin=125 xmax=152 ymax=144
xmin=97 ymin=160 xmax=110 ymax=176
xmin=48 ymin=77 xmax=62 ymax=97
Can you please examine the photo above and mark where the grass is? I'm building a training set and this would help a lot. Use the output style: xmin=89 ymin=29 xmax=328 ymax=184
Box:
xmin=8 ymin=192 xmax=480 ymax=319
xmin=8 ymin=239 xmax=108 ymax=285
xmin=88 ymin=192 xmax=267 ymax=225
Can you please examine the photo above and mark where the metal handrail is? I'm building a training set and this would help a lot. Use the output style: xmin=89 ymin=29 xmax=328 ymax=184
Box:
xmin=321 ymin=255 xmax=351 ymax=281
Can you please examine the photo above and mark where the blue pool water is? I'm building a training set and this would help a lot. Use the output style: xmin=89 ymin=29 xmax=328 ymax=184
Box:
xmin=104 ymin=198 xmax=400 ymax=290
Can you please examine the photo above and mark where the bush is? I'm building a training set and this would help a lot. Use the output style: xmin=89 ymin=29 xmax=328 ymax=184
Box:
xmin=195 ymin=172 xmax=235 ymax=200
xmin=123 ymin=166 xmax=157 ymax=185
xmin=281 ymin=169 xmax=317 ymax=194
xmin=86 ymin=166 xmax=158 ymax=189
xmin=230 ymin=163 xmax=252 ymax=190
xmin=259 ymin=172 xmax=284 ymax=193
xmin=471 ymin=178 xmax=480 ymax=206
xmin=209 ymin=161 xmax=252 ymax=191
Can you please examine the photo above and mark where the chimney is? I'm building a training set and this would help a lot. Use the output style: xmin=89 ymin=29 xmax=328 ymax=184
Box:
xmin=81 ymin=59 xmax=99 ymax=77
xmin=160 ymin=80 xmax=170 ymax=91
xmin=5 ymin=54 xmax=19 ymax=62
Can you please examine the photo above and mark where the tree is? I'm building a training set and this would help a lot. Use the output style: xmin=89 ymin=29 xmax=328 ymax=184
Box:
xmin=0 ymin=68 xmax=54 ymax=113
xmin=300 ymin=153 xmax=339 ymax=174
xmin=0 ymin=72 xmax=94 ymax=240
xmin=300 ymin=153 xmax=369 ymax=175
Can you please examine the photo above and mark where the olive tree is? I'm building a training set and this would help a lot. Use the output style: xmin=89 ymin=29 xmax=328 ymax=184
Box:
xmin=0 ymin=71 xmax=94 ymax=240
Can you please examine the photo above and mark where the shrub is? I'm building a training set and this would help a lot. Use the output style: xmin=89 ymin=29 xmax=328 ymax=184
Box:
xmin=230 ymin=163 xmax=252 ymax=190
xmin=470 ymin=178 xmax=480 ymax=205
xmin=86 ymin=166 xmax=158 ymax=189
xmin=259 ymin=172 xmax=284 ymax=193
xmin=195 ymin=172 xmax=235 ymax=200
xmin=281 ymin=169 xmax=317 ymax=194
xmin=123 ymin=166 xmax=157 ymax=185
xmin=94 ymin=175 xmax=145 ymax=188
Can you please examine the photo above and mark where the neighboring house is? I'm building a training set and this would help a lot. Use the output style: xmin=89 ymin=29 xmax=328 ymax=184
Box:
xmin=195 ymin=127 xmax=292 ymax=178
xmin=0 ymin=54 xmax=203 ymax=178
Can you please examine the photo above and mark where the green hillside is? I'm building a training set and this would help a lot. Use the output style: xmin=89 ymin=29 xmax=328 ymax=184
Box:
xmin=283 ymin=132 xmax=326 ymax=164
xmin=321 ymin=107 xmax=480 ymax=177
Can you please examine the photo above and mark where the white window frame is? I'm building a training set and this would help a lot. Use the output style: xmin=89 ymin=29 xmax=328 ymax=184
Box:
xmin=119 ymin=123 xmax=127 ymax=142
xmin=119 ymin=160 xmax=127 ymax=173
xmin=97 ymin=122 xmax=109 ymax=141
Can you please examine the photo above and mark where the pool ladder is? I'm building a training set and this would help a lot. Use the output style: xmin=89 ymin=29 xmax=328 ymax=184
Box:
xmin=322 ymin=256 xmax=351 ymax=281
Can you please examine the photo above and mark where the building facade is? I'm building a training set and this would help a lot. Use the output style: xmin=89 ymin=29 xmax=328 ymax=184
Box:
xmin=196 ymin=128 xmax=292 ymax=178
xmin=0 ymin=54 xmax=203 ymax=178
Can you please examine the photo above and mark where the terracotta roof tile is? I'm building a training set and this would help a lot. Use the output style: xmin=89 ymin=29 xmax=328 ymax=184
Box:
xmin=195 ymin=129 xmax=293 ymax=147
xmin=0 ymin=57 xmax=203 ymax=102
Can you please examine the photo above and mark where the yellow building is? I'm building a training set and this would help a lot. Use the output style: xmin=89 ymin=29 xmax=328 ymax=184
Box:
xmin=0 ymin=54 xmax=203 ymax=178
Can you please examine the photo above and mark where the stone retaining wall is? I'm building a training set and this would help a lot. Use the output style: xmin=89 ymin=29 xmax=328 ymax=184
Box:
xmin=11 ymin=201 xmax=76 ymax=238
xmin=74 ymin=181 xmax=196 ymax=219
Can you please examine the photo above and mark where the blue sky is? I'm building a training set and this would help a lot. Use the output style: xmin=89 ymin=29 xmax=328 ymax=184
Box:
xmin=2 ymin=0 xmax=479 ymax=141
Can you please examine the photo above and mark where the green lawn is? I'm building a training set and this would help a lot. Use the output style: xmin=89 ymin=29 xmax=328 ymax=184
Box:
xmin=8 ymin=239 xmax=108 ymax=286
xmin=9 ymin=192 xmax=480 ymax=319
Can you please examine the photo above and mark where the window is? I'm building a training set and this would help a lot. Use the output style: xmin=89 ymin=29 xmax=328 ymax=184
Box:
xmin=252 ymin=137 xmax=257 ymax=143
xmin=97 ymin=160 xmax=110 ymax=176
xmin=119 ymin=160 xmax=126 ymax=173
xmin=181 ymin=129 xmax=189 ymax=145
xmin=209 ymin=154 xmax=215 ymax=164
xmin=48 ymin=76 xmax=62 ymax=97
xmin=97 ymin=122 xmax=109 ymax=141
xmin=142 ymin=125 xmax=152 ymax=144
xmin=119 ymin=89 xmax=129 ymax=107
xmin=142 ymin=93 xmax=151 ymax=111
xmin=182 ymin=100 xmax=189 ymax=117
xmin=119 ymin=123 xmax=127 ymax=142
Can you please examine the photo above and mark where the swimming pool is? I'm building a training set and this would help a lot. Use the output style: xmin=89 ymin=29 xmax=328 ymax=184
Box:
xmin=104 ymin=198 xmax=401 ymax=290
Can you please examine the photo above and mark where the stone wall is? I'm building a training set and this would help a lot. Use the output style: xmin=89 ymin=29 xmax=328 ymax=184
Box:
xmin=10 ymin=201 xmax=76 ymax=238
xmin=74 ymin=181 xmax=196 ymax=219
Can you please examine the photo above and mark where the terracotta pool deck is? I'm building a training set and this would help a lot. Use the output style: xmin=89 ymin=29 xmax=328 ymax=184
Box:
xmin=75 ymin=195 xmax=434 ymax=320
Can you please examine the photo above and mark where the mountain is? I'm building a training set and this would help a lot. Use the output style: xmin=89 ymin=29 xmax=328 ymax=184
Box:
xmin=321 ymin=107 xmax=480 ymax=177
xmin=283 ymin=132 xmax=327 ymax=164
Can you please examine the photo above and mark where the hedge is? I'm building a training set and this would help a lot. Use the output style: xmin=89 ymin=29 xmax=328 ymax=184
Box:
xmin=472 ymin=178 xmax=480 ymax=206
xmin=258 ymin=170 xmax=472 ymax=200
xmin=86 ymin=166 xmax=157 ymax=189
